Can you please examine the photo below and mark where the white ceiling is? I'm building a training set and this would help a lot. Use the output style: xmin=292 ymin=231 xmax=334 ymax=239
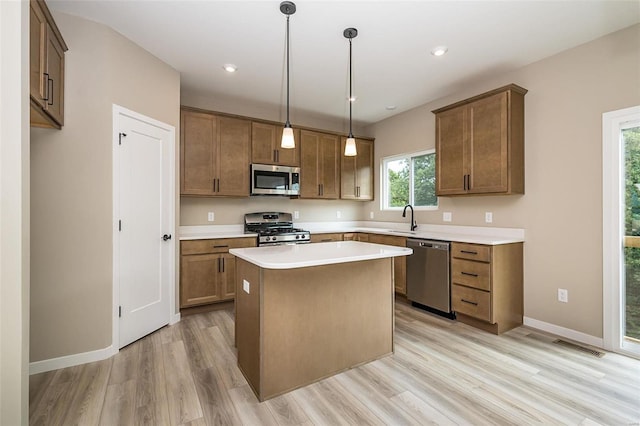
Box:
xmin=48 ymin=0 xmax=639 ymax=126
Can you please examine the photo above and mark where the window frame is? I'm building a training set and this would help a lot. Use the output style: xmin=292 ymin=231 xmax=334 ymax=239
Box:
xmin=380 ymin=149 xmax=438 ymax=211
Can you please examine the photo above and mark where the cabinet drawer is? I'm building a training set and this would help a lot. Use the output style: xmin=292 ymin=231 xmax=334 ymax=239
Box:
xmin=452 ymin=284 xmax=491 ymax=322
xmin=181 ymin=237 xmax=257 ymax=255
xmin=451 ymin=258 xmax=491 ymax=291
xmin=310 ymin=233 xmax=344 ymax=243
xmin=451 ymin=242 xmax=491 ymax=262
xmin=368 ymin=234 xmax=405 ymax=247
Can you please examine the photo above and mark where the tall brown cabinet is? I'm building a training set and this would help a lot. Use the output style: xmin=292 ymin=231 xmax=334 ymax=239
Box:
xmin=180 ymin=108 xmax=251 ymax=197
xmin=433 ymin=84 xmax=527 ymax=196
xmin=300 ymin=130 xmax=340 ymax=199
xmin=340 ymin=137 xmax=374 ymax=201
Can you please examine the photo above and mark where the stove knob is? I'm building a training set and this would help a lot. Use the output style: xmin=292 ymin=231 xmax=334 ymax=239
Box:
xmin=295 ymin=235 xmax=300 ymax=239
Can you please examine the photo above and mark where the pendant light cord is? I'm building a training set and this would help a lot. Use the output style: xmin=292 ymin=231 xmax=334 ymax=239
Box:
xmin=285 ymin=15 xmax=291 ymax=127
xmin=348 ymin=36 xmax=353 ymax=138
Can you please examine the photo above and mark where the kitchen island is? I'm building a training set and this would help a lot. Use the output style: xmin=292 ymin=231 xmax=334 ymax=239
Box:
xmin=229 ymin=241 xmax=412 ymax=401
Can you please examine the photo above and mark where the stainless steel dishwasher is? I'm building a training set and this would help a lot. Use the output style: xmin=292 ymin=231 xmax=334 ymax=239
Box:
xmin=406 ymin=238 xmax=454 ymax=318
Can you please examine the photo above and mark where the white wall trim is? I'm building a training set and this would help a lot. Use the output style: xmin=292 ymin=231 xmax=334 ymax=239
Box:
xmin=29 ymin=345 xmax=118 ymax=375
xmin=602 ymin=105 xmax=640 ymax=354
xmin=523 ymin=317 xmax=604 ymax=348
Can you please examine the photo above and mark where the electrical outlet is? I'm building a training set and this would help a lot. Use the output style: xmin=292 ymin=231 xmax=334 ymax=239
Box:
xmin=337 ymin=211 xmax=341 ymax=219
xmin=207 ymin=212 xmax=215 ymax=222
xmin=443 ymin=212 xmax=452 ymax=222
xmin=294 ymin=211 xmax=299 ymax=219
xmin=485 ymin=212 xmax=493 ymax=223
xmin=243 ymin=280 xmax=250 ymax=294
xmin=369 ymin=211 xmax=374 ymax=219
xmin=558 ymin=288 xmax=568 ymax=303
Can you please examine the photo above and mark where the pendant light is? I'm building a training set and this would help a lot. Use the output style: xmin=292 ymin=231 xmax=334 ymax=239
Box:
xmin=280 ymin=1 xmax=296 ymax=149
xmin=344 ymin=28 xmax=358 ymax=157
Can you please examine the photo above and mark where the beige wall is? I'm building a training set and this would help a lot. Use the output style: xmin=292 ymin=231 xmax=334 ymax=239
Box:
xmin=0 ymin=0 xmax=29 ymax=422
xmin=181 ymin=197 xmax=362 ymax=226
xmin=30 ymin=12 xmax=180 ymax=362
xmin=366 ymin=24 xmax=640 ymax=338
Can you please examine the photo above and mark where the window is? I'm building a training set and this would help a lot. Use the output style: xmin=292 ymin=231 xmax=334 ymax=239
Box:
xmin=381 ymin=150 xmax=437 ymax=210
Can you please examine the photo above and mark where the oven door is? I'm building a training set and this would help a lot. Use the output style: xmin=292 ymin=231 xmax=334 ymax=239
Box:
xmin=251 ymin=164 xmax=300 ymax=196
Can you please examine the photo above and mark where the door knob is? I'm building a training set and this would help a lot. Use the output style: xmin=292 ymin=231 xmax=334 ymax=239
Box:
xmin=162 ymin=234 xmax=172 ymax=241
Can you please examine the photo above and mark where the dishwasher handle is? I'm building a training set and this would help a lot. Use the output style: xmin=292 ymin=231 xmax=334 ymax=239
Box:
xmin=407 ymin=238 xmax=450 ymax=251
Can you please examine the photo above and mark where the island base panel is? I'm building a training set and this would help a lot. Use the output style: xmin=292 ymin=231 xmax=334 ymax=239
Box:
xmin=235 ymin=258 xmax=394 ymax=401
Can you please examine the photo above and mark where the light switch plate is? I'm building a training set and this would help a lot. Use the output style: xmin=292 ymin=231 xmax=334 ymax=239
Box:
xmin=558 ymin=288 xmax=568 ymax=303
xmin=207 ymin=212 xmax=215 ymax=222
xmin=294 ymin=211 xmax=299 ymax=219
xmin=369 ymin=211 xmax=374 ymax=219
xmin=336 ymin=211 xmax=341 ymax=219
xmin=243 ymin=280 xmax=250 ymax=294
xmin=443 ymin=212 xmax=452 ymax=222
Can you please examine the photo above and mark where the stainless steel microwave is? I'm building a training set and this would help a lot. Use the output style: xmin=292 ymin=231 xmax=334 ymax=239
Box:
xmin=251 ymin=164 xmax=300 ymax=196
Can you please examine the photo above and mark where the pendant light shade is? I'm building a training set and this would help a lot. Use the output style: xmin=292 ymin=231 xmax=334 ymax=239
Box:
xmin=344 ymin=27 xmax=358 ymax=157
xmin=280 ymin=1 xmax=296 ymax=149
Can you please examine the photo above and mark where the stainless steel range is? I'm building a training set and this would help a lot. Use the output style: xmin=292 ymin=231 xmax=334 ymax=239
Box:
xmin=244 ymin=212 xmax=311 ymax=246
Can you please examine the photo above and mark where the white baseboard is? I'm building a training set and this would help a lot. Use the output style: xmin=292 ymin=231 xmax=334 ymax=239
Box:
xmin=30 ymin=345 xmax=118 ymax=375
xmin=170 ymin=312 xmax=181 ymax=325
xmin=523 ymin=317 xmax=604 ymax=348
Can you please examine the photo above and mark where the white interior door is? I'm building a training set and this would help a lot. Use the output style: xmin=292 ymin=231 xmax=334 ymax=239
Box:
xmin=114 ymin=106 xmax=175 ymax=348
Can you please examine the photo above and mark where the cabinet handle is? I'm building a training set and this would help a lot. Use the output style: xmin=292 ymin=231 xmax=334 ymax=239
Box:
xmin=356 ymin=186 xmax=360 ymax=197
xmin=213 ymin=245 xmax=229 ymax=248
xmin=461 ymin=299 xmax=478 ymax=306
xmin=43 ymin=72 xmax=50 ymax=101
xmin=217 ymin=257 xmax=221 ymax=273
xmin=47 ymin=77 xmax=54 ymax=106
xmin=461 ymin=250 xmax=478 ymax=255
xmin=221 ymin=257 xmax=225 ymax=272
xmin=461 ymin=271 xmax=479 ymax=277
xmin=276 ymin=149 xmax=279 ymax=163
xmin=273 ymin=149 xmax=277 ymax=162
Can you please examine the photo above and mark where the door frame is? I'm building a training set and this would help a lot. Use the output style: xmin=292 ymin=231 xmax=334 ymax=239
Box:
xmin=112 ymin=104 xmax=178 ymax=351
xmin=602 ymin=105 xmax=640 ymax=358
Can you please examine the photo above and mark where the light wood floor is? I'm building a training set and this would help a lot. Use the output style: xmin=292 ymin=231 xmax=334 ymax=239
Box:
xmin=30 ymin=300 xmax=640 ymax=425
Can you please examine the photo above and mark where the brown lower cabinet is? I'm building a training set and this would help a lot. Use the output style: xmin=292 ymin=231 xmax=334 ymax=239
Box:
xmin=450 ymin=241 xmax=523 ymax=334
xmin=367 ymin=234 xmax=407 ymax=295
xmin=180 ymin=237 xmax=256 ymax=308
xmin=309 ymin=233 xmax=344 ymax=243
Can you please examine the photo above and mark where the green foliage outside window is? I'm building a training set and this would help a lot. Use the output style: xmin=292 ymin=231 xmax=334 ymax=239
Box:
xmin=384 ymin=152 xmax=437 ymax=209
xmin=624 ymin=126 xmax=640 ymax=340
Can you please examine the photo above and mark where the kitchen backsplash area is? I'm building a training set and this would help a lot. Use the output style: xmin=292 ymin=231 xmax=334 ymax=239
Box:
xmin=180 ymin=196 xmax=363 ymax=225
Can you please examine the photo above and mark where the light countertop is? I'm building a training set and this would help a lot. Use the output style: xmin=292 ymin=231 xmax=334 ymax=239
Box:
xmin=229 ymin=241 xmax=412 ymax=269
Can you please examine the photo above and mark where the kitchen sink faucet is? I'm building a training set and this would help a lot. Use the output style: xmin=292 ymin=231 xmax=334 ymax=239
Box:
xmin=402 ymin=204 xmax=418 ymax=231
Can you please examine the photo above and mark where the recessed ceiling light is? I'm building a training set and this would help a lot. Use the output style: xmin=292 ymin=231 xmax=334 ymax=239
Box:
xmin=385 ymin=105 xmax=397 ymax=110
xmin=348 ymin=96 xmax=357 ymax=102
xmin=431 ymin=46 xmax=448 ymax=57
xmin=223 ymin=64 xmax=237 ymax=73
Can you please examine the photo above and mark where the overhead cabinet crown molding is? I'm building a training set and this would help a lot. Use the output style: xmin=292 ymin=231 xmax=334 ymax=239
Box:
xmin=433 ymin=84 xmax=527 ymax=196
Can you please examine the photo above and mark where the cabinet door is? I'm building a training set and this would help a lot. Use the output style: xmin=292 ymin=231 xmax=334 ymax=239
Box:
xmin=218 ymin=117 xmax=250 ymax=196
xmin=435 ymin=106 xmax=467 ymax=195
xmin=181 ymin=111 xmax=217 ymax=195
xmin=251 ymin=122 xmax=300 ymax=166
xmin=276 ymin=127 xmax=301 ymax=166
xmin=44 ymin=24 xmax=65 ymax=126
xmin=180 ymin=253 xmax=222 ymax=307
xmin=30 ymin=1 xmax=47 ymax=108
xmin=220 ymin=254 xmax=236 ymax=300
xmin=340 ymin=137 xmax=373 ymax=199
xmin=468 ymin=92 xmax=509 ymax=193
xmin=300 ymin=130 xmax=321 ymax=198
xmin=369 ymin=234 xmax=406 ymax=294
xmin=251 ymin=122 xmax=278 ymax=164
xmin=319 ymin=133 xmax=340 ymax=199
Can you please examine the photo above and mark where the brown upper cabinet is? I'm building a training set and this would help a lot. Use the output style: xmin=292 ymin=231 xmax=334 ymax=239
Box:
xmin=433 ymin=84 xmax=527 ymax=196
xmin=340 ymin=137 xmax=374 ymax=201
xmin=251 ymin=122 xmax=300 ymax=167
xmin=30 ymin=0 xmax=68 ymax=129
xmin=300 ymin=130 xmax=340 ymax=199
xmin=180 ymin=108 xmax=251 ymax=197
